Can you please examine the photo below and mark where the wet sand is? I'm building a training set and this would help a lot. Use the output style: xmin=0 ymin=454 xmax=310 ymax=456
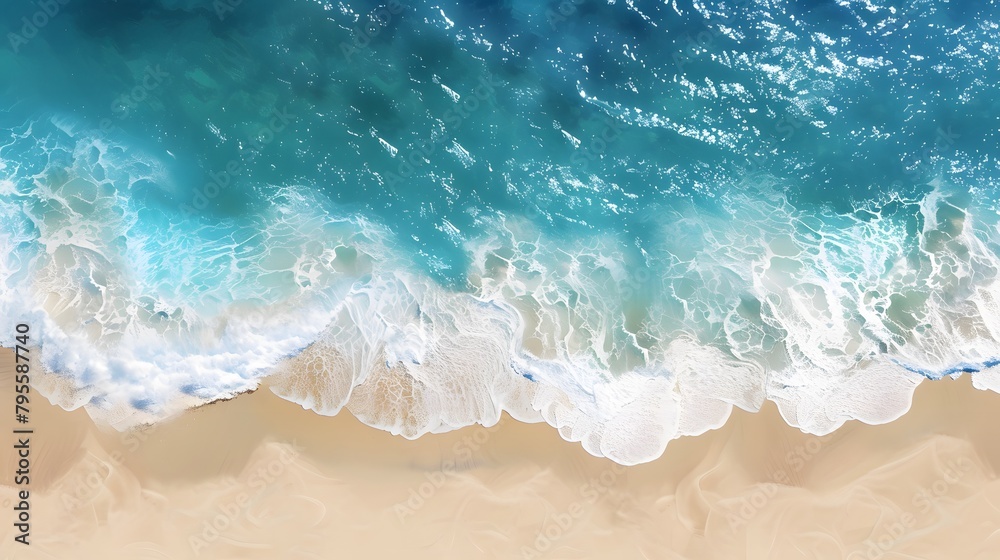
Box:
xmin=1 ymin=347 xmax=999 ymax=559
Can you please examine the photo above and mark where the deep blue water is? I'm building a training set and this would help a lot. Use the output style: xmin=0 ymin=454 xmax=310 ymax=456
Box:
xmin=4 ymin=0 xmax=996 ymax=281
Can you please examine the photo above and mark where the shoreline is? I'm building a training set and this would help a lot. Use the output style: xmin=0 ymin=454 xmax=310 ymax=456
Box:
xmin=2 ymin=348 xmax=1000 ymax=558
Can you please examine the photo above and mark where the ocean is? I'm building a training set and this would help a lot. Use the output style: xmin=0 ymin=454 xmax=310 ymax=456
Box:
xmin=2 ymin=0 xmax=999 ymax=464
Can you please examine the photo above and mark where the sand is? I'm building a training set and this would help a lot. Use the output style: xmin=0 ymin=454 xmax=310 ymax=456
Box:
xmin=1 ymin=347 xmax=999 ymax=559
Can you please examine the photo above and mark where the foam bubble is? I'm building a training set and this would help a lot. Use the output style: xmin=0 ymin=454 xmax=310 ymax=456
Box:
xmin=5 ymin=120 xmax=1000 ymax=464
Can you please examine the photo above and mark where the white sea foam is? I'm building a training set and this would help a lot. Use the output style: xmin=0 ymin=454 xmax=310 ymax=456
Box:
xmin=3 ymin=120 xmax=1000 ymax=465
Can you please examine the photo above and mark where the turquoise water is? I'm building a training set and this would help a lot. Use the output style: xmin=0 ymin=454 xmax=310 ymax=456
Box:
xmin=2 ymin=0 xmax=1000 ymax=462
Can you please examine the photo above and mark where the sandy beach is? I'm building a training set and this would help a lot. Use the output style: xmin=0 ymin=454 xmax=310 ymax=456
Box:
xmin=1 ymin=347 xmax=998 ymax=559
